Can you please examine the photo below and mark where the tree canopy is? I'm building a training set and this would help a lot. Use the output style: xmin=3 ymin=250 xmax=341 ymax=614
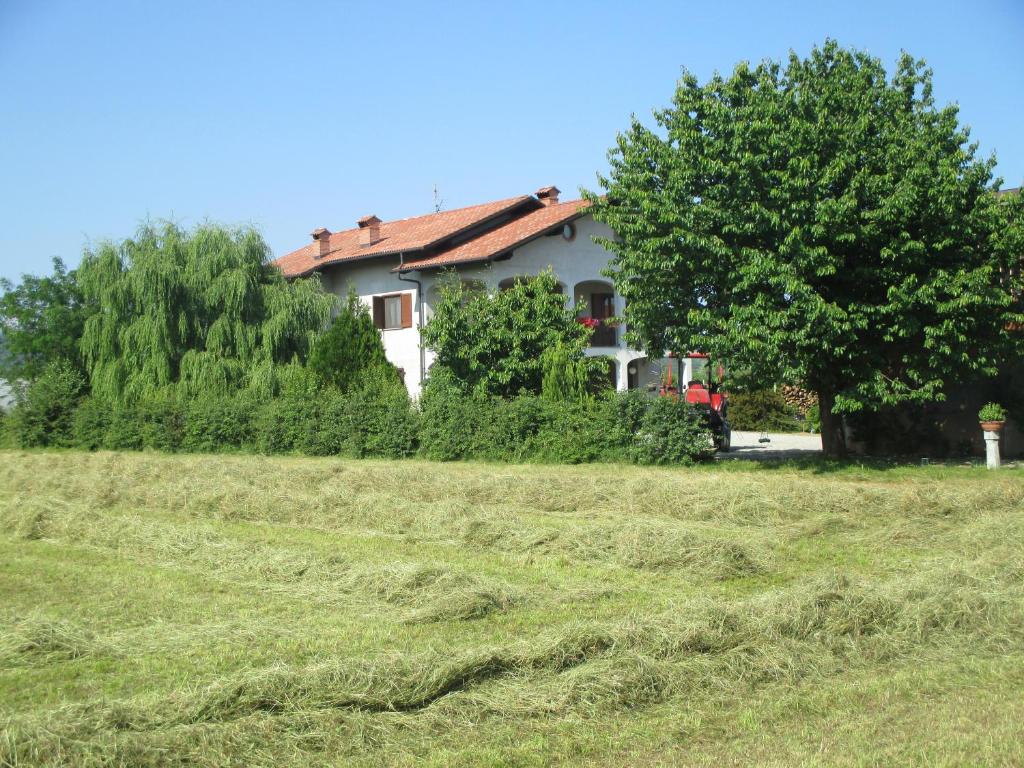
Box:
xmin=422 ymin=270 xmax=598 ymax=397
xmin=0 ymin=257 xmax=88 ymax=383
xmin=78 ymin=222 xmax=334 ymax=403
xmin=588 ymin=40 xmax=1023 ymax=456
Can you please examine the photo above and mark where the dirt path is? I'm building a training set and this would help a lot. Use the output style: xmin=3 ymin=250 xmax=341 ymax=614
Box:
xmin=723 ymin=430 xmax=822 ymax=460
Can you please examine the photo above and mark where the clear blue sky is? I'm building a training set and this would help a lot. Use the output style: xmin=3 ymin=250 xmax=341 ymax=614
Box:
xmin=1 ymin=0 xmax=1021 ymax=282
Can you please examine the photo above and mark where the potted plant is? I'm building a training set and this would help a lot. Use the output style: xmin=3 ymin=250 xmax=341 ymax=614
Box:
xmin=978 ymin=402 xmax=1007 ymax=433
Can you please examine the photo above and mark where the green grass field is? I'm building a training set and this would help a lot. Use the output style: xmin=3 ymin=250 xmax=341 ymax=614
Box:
xmin=1 ymin=451 xmax=1023 ymax=767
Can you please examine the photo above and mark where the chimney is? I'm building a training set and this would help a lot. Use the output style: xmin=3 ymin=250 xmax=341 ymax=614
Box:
xmin=311 ymin=227 xmax=331 ymax=259
xmin=536 ymin=186 xmax=560 ymax=206
xmin=358 ymin=214 xmax=382 ymax=246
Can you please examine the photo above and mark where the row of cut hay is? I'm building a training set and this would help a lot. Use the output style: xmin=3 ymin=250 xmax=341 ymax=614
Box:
xmin=11 ymin=470 xmax=1018 ymax=590
xmin=2 ymin=470 xmax=778 ymax=580
xmin=0 ymin=614 xmax=106 ymax=666
xmin=6 ymin=453 xmax=1023 ymax=589
xmin=459 ymin=515 xmax=773 ymax=578
xmin=7 ymin=453 xmax=1022 ymax=536
xmin=0 ymin=496 xmax=522 ymax=625
xmin=5 ymin=553 xmax=1021 ymax=765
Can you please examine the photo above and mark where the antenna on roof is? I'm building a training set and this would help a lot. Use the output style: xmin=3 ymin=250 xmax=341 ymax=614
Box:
xmin=433 ymin=184 xmax=444 ymax=213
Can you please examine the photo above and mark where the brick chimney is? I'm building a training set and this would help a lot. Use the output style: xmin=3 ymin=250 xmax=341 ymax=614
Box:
xmin=358 ymin=214 xmax=382 ymax=246
xmin=536 ymin=186 xmax=560 ymax=206
xmin=311 ymin=227 xmax=331 ymax=259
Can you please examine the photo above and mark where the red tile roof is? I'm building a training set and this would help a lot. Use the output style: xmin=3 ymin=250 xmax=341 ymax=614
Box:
xmin=395 ymin=198 xmax=590 ymax=272
xmin=274 ymin=194 xmax=534 ymax=277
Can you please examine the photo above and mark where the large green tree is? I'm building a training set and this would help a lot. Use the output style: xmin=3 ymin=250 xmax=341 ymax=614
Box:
xmin=78 ymin=222 xmax=334 ymax=402
xmin=0 ymin=257 xmax=88 ymax=382
xmin=422 ymin=270 xmax=598 ymax=396
xmin=588 ymin=40 xmax=1023 ymax=456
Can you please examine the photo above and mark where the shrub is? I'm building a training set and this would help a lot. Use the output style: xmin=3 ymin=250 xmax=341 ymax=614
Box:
xmin=6 ymin=354 xmax=710 ymax=468
xmin=255 ymin=397 xmax=318 ymax=454
xmin=422 ymin=270 xmax=594 ymax=397
xmin=69 ymin=392 xmax=185 ymax=452
xmin=727 ymin=390 xmax=801 ymax=432
xmin=183 ymin=394 xmax=257 ymax=453
xmin=71 ymin=397 xmax=110 ymax=450
xmin=102 ymin=402 xmax=144 ymax=451
xmin=541 ymin=343 xmax=590 ymax=402
xmin=301 ymin=390 xmax=350 ymax=456
xmin=308 ymin=288 xmax=389 ymax=393
xmin=254 ymin=395 xmax=319 ymax=454
xmin=418 ymin=367 xmax=481 ymax=461
xmin=0 ymin=409 xmax=12 ymax=448
xmin=137 ymin=391 xmax=185 ymax=452
xmin=418 ymin=383 xmax=711 ymax=466
xmin=340 ymin=365 xmax=418 ymax=458
xmin=531 ymin=399 xmax=612 ymax=464
xmin=630 ymin=396 xmax=712 ymax=465
xmin=606 ymin=389 xmax=650 ymax=448
xmin=7 ymin=360 xmax=85 ymax=447
xmin=473 ymin=394 xmax=546 ymax=461
xmin=978 ymin=402 xmax=1006 ymax=422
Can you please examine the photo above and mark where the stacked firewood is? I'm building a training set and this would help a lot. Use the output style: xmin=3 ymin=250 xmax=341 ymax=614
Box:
xmin=780 ymin=384 xmax=818 ymax=416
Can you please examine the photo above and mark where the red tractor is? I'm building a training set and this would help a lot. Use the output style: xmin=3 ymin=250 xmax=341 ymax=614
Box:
xmin=658 ymin=352 xmax=731 ymax=452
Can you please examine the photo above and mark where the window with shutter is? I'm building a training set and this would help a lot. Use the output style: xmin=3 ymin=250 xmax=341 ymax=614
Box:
xmin=372 ymin=292 xmax=412 ymax=330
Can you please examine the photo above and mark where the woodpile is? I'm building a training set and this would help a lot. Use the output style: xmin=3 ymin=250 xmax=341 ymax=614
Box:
xmin=781 ymin=385 xmax=818 ymax=415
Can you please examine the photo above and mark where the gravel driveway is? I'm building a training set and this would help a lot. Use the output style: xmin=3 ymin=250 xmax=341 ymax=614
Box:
xmin=722 ymin=430 xmax=822 ymax=460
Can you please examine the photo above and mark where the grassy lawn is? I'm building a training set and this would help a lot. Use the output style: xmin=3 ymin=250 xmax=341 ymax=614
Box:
xmin=1 ymin=451 xmax=1022 ymax=766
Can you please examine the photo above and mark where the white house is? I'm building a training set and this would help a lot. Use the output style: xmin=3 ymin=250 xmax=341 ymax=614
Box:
xmin=275 ymin=186 xmax=695 ymax=397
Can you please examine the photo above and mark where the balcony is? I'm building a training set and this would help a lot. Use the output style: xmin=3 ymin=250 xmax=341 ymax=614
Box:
xmin=577 ymin=316 xmax=617 ymax=347
xmin=590 ymin=320 xmax=617 ymax=347
xmin=575 ymin=280 xmax=618 ymax=348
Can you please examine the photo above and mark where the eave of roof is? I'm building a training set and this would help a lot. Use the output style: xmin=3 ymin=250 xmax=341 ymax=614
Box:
xmin=394 ymin=198 xmax=592 ymax=273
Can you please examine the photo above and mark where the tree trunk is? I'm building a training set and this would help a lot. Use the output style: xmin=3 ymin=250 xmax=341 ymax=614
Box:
xmin=817 ymin=388 xmax=848 ymax=459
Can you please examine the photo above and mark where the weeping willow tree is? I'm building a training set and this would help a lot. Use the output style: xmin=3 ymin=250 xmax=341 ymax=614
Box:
xmin=78 ymin=222 xmax=334 ymax=403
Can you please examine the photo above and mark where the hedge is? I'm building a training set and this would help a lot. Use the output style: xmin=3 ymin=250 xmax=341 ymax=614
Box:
xmin=3 ymin=368 xmax=714 ymax=466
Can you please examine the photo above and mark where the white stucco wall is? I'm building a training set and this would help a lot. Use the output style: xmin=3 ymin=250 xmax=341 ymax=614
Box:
xmin=317 ymin=213 xmax=647 ymax=397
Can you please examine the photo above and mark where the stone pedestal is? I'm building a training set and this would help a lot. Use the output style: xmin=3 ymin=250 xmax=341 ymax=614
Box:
xmin=983 ymin=429 xmax=1001 ymax=470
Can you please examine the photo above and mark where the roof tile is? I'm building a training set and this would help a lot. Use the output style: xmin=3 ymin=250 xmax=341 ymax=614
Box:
xmin=396 ymin=198 xmax=590 ymax=272
xmin=274 ymin=194 xmax=534 ymax=277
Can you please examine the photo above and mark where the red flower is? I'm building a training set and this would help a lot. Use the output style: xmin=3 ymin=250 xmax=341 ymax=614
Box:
xmin=577 ymin=316 xmax=600 ymax=329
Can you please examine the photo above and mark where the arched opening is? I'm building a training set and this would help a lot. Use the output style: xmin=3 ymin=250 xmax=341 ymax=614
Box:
xmin=627 ymin=357 xmax=645 ymax=390
xmin=460 ymin=278 xmax=488 ymax=295
xmin=574 ymin=280 xmax=617 ymax=347
xmin=425 ymin=279 xmax=487 ymax=318
xmin=626 ymin=356 xmax=677 ymax=394
xmin=498 ymin=275 xmax=565 ymax=294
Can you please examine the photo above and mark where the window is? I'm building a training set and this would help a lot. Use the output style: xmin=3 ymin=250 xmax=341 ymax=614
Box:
xmin=384 ymin=295 xmax=402 ymax=329
xmin=372 ymin=292 xmax=412 ymax=330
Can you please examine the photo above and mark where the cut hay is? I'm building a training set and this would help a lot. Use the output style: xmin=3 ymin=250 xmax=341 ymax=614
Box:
xmin=1 ymin=451 xmax=1023 ymax=766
